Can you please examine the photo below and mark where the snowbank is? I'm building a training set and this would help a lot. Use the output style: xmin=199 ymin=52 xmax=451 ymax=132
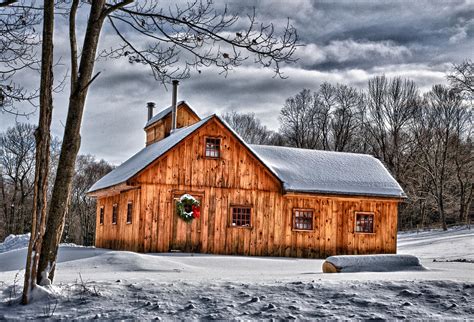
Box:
xmin=0 ymin=234 xmax=31 ymax=254
xmin=323 ymin=254 xmax=426 ymax=273
xmin=0 ymin=227 xmax=472 ymax=320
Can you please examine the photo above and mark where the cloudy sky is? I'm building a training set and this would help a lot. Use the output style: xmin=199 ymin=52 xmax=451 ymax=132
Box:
xmin=2 ymin=0 xmax=473 ymax=164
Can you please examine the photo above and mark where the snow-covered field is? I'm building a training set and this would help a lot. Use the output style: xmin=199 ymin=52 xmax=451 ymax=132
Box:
xmin=0 ymin=227 xmax=472 ymax=319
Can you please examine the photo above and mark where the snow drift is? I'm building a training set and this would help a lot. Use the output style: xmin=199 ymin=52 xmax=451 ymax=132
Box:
xmin=323 ymin=254 xmax=426 ymax=273
xmin=0 ymin=227 xmax=472 ymax=320
xmin=0 ymin=234 xmax=31 ymax=254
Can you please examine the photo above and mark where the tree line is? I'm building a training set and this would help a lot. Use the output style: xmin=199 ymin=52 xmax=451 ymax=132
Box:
xmin=0 ymin=125 xmax=113 ymax=245
xmin=2 ymin=62 xmax=470 ymax=249
xmin=223 ymin=61 xmax=473 ymax=231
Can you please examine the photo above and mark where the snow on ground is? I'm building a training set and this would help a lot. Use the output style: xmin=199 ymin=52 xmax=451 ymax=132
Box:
xmin=0 ymin=233 xmax=30 ymax=254
xmin=0 ymin=227 xmax=472 ymax=319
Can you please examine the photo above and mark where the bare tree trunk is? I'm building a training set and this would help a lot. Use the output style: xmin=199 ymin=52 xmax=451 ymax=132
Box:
xmin=37 ymin=0 xmax=106 ymax=284
xmin=438 ymin=194 xmax=448 ymax=231
xmin=22 ymin=0 xmax=54 ymax=304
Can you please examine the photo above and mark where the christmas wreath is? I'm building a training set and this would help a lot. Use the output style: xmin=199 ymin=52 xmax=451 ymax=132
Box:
xmin=176 ymin=194 xmax=201 ymax=222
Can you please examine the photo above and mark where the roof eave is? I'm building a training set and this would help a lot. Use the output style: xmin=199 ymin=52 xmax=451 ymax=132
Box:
xmin=87 ymin=182 xmax=137 ymax=198
xmin=123 ymin=115 xmax=215 ymax=186
xmin=283 ymin=188 xmax=407 ymax=200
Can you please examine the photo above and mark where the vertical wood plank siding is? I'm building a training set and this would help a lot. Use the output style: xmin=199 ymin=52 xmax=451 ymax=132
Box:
xmin=95 ymin=118 xmax=399 ymax=258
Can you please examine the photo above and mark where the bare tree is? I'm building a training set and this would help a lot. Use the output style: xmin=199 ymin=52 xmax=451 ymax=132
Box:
xmin=330 ymin=84 xmax=363 ymax=152
xmin=448 ymin=60 xmax=473 ymax=98
xmin=221 ymin=111 xmax=276 ymax=144
xmin=279 ymin=84 xmax=364 ymax=151
xmin=3 ymin=0 xmax=297 ymax=292
xmin=279 ymin=89 xmax=322 ymax=149
xmin=0 ymin=123 xmax=35 ymax=237
xmin=0 ymin=1 xmax=40 ymax=115
xmin=64 ymin=155 xmax=113 ymax=245
xmin=366 ymin=76 xmax=419 ymax=181
xmin=21 ymin=0 xmax=55 ymax=304
xmin=317 ymin=82 xmax=336 ymax=150
xmin=450 ymin=105 xmax=473 ymax=226
xmin=412 ymin=85 xmax=464 ymax=230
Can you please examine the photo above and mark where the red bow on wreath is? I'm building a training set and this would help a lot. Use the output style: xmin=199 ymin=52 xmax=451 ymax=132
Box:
xmin=192 ymin=205 xmax=200 ymax=219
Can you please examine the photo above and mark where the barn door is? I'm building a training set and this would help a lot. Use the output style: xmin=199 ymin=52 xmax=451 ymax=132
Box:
xmin=170 ymin=191 xmax=203 ymax=252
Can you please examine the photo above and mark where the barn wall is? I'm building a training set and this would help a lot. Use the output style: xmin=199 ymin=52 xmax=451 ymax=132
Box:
xmin=95 ymin=117 xmax=399 ymax=258
xmin=96 ymin=184 xmax=398 ymax=257
xmin=137 ymin=118 xmax=281 ymax=192
xmin=95 ymin=188 xmax=141 ymax=251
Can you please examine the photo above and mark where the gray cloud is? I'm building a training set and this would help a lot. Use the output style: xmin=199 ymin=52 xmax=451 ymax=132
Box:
xmin=1 ymin=0 xmax=472 ymax=165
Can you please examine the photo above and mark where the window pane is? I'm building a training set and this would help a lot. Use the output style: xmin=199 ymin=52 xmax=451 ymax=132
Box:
xmin=232 ymin=207 xmax=251 ymax=227
xmin=112 ymin=204 xmax=118 ymax=224
xmin=356 ymin=213 xmax=374 ymax=233
xmin=293 ymin=210 xmax=313 ymax=230
xmin=205 ymin=138 xmax=220 ymax=158
xmin=100 ymin=207 xmax=104 ymax=225
xmin=127 ymin=203 xmax=132 ymax=223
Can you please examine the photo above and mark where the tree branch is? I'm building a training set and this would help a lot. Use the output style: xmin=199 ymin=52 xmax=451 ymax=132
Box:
xmin=69 ymin=0 xmax=79 ymax=90
xmin=102 ymin=0 xmax=134 ymax=19
xmin=0 ymin=0 xmax=17 ymax=8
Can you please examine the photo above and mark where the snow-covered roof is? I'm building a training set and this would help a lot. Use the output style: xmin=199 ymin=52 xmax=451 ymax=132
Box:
xmin=144 ymin=101 xmax=199 ymax=129
xmin=88 ymin=115 xmax=213 ymax=193
xmin=90 ymin=114 xmax=404 ymax=198
xmin=249 ymin=145 xmax=405 ymax=198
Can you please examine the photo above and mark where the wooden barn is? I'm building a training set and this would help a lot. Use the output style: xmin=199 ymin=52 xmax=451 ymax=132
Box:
xmin=88 ymin=82 xmax=406 ymax=258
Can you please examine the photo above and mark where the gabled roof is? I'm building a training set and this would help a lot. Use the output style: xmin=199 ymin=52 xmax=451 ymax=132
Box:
xmin=144 ymin=101 xmax=200 ymax=129
xmin=89 ymin=115 xmax=213 ymax=193
xmin=89 ymin=113 xmax=405 ymax=199
xmin=88 ymin=114 xmax=280 ymax=194
xmin=249 ymin=145 xmax=406 ymax=198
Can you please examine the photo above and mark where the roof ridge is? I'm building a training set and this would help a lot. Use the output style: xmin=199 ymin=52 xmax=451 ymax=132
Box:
xmin=250 ymin=144 xmax=375 ymax=158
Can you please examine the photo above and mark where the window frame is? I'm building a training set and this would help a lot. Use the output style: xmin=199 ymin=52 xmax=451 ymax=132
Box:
xmin=126 ymin=202 xmax=133 ymax=224
xmin=112 ymin=203 xmax=118 ymax=225
xmin=99 ymin=206 xmax=104 ymax=225
xmin=354 ymin=211 xmax=375 ymax=234
xmin=292 ymin=208 xmax=314 ymax=232
xmin=204 ymin=136 xmax=221 ymax=159
xmin=229 ymin=204 xmax=252 ymax=229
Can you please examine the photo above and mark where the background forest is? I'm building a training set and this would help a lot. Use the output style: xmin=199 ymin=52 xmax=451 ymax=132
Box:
xmin=1 ymin=61 xmax=472 ymax=245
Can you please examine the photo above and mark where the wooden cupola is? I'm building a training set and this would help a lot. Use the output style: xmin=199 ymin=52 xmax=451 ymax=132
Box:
xmin=144 ymin=82 xmax=201 ymax=146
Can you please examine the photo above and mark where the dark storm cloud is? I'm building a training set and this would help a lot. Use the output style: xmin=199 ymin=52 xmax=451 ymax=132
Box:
xmin=2 ymin=0 xmax=472 ymax=164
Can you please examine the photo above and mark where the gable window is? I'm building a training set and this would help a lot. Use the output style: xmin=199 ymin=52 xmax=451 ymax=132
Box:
xmin=231 ymin=206 xmax=251 ymax=227
xmin=293 ymin=209 xmax=313 ymax=231
xmin=355 ymin=212 xmax=374 ymax=233
xmin=112 ymin=204 xmax=118 ymax=225
xmin=99 ymin=207 xmax=104 ymax=225
xmin=205 ymin=137 xmax=220 ymax=158
xmin=126 ymin=202 xmax=133 ymax=224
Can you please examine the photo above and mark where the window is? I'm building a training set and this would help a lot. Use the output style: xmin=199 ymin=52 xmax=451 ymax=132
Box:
xmin=293 ymin=209 xmax=313 ymax=231
xmin=126 ymin=202 xmax=133 ymax=224
xmin=231 ymin=206 xmax=251 ymax=227
xmin=355 ymin=212 xmax=374 ymax=233
xmin=99 ymin=207 xmax=104 ymax=225
xmin=112 ymin=204 xmax=118 ymax=224
xmin=205 ymin=137 xmax=220 ymax=158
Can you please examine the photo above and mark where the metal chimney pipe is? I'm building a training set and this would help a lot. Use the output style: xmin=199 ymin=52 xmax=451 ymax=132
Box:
xmin=146 ymin=102 xmax=155 ymax=121
xmin=171 ymin=80 xmax=179 ymax=131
